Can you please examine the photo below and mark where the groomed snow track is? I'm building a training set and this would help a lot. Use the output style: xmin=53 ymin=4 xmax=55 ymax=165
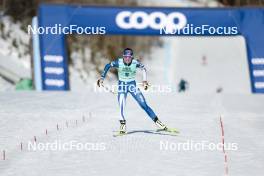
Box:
xmin=0 ymin=92 xmax=263 ymax=176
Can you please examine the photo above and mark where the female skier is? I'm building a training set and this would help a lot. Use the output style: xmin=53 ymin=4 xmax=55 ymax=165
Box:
xmin=97 ymin=48 xmax=173 ymax=135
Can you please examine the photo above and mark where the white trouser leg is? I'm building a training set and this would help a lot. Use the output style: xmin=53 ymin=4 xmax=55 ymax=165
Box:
xmin=118 ymin=93 xmax=126 ymax=121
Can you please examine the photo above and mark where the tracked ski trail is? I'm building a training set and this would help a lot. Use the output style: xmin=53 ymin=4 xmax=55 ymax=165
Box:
xmin=0 ymin=92 xmax=264 ymax=176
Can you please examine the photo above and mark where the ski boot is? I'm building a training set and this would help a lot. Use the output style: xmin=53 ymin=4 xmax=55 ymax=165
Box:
xmin=154 ymin=117 xmax=167 ymax=130
xmin=119 ymin=120 xmax=126 ymax=134
xmin=154 ymin=117 xmax=179 ymax=134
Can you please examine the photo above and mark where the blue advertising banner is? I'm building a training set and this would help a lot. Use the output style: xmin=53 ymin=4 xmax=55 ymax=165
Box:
xmin=37 ymin=4 xmax=264 ymax=93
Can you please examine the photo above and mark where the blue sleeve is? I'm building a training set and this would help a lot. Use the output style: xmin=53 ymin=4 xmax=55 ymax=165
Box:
xmin=101 ymin=60 xmax=118 ymax=79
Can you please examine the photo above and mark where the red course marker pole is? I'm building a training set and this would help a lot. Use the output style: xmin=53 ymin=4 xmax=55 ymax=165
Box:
xmin=220 ymin=116 xmax=228 ymax=176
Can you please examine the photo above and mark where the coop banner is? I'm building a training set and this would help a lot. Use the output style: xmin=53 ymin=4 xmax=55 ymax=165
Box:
xmin=37 ymin=4 xmax=264 ymax=92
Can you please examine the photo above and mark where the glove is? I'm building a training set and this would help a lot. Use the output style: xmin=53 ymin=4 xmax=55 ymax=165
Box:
xmin=142 ymin=81 xmax=149 ymax=90
xmin=97 ymin=78 xmax=104 ymax=87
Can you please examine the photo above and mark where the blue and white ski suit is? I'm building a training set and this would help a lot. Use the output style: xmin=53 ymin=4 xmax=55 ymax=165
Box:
xmin=101 ymin=58 xmax=157 ymax=121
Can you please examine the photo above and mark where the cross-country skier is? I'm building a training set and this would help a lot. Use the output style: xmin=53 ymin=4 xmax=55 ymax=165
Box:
xmin=97 ymin=48 xmax=169 ymax=135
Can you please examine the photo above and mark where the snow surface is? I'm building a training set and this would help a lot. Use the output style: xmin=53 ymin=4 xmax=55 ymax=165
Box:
xmin=0 ymin=92 xmax=263 ymax=176
xmin=144 ymin=37 xmax=251 ymax=94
